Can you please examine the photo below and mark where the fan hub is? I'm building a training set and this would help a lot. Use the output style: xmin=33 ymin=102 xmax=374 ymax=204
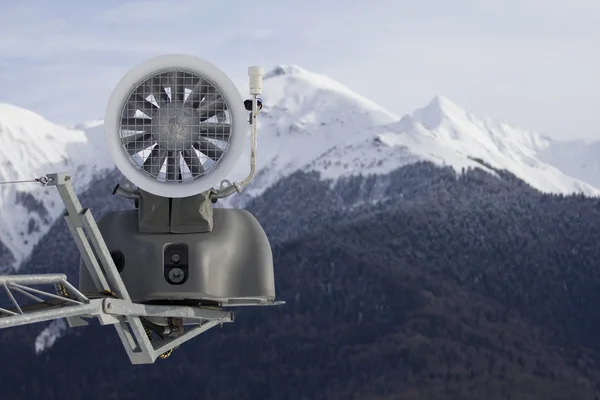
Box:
xmin=169 ymin=117 xmax=182 ymax=132
xmin=150 ymin=103 xmax=200 ymax=151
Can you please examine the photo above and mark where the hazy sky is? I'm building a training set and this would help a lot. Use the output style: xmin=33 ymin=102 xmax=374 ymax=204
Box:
xmin=0 ymin=0 xmax=598 ymax=140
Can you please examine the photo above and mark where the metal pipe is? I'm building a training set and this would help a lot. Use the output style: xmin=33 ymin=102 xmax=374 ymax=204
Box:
xmin=211 ymin=66 xmax=263 ymax=200
xmin=9 ymin=283 xmax=84 ymax=305
xmin=59 ymin=279 xmax=91 ymax=304
xmin=3 ymin=284 xmax=23 ymax=314
xmin=9 ymin=286 xmax=44 ymax=303
xmin=211 ymin=95 xmax=259 ymax=200
xmin=238 ymin=95 xmax=259 ymax=189
xmin=0 ymin=274 xmax=67 ymax=285
xmin=0 ymin=303 xmax=98 ymax=329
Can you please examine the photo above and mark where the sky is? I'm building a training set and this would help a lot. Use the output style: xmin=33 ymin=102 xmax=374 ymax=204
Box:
xmin=0 ymin=0 xmax=598 ymax=140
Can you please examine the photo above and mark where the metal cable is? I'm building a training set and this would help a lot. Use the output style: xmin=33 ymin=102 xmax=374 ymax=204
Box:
xmin=0 ymin=176 xmax=49 ymax=185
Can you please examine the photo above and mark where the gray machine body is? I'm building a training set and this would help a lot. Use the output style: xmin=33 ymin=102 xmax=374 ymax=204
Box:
xmin=79 ymin=208 xmax=275 ymax=305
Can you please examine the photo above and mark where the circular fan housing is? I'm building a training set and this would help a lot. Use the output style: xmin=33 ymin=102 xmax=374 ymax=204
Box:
xmin=104 ymin=54 xmax=246 ymax=198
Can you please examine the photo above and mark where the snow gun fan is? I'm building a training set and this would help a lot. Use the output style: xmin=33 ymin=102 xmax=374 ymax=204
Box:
xmin=0 ymin=55 xmax=279 ymax=365
xmin=88 ymin=53 xmax=275 ymax=305
xmin=104 ymin=54 xmax=249 ymax=198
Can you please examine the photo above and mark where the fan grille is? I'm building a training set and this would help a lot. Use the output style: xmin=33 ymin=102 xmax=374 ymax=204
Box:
xmin=118 ymin=69 xmax=232 ymax=184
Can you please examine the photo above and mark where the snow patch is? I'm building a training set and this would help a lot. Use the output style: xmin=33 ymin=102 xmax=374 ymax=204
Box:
xmin=35 ymin=319 xmax=67 ymax=355
xmin=264 ymin=64 xmax=309 ymax=79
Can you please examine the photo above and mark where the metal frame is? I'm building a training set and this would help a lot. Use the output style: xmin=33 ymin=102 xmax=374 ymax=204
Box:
xmin=0 ymin=172 xmax=233 ymax=364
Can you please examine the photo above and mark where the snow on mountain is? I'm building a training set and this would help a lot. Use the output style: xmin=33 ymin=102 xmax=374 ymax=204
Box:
xmin=309 ymin=95 xmax=600 ymax=197
xmin=0 ymin=104 xmax=113 ymax=271
xmin=537 ymin=139 xmax=600 ymax=190
xmin=225 ymin=64 xmax=399 ymax=204
xmin=227 ymin=66 xmax=600 ymax=199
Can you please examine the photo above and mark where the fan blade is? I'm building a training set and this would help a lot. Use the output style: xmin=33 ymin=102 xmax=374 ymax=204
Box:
xmin=143 ymin=147 xmax=167 ymax=176
xmin=193 ymin=138 xmax=224 ymax=162
xmin=186 ymin=78 xmax=214 ymax=106
xmin=182 ymin=148 xmax=204 ymax=176
xmin=197 ymin=123 xmax=231 ymax=140
xmin=121 ymin=118 xmax=153 ymax=131
xmin=122 ymin=132 xmax=151 ymax=145
xmin=137 ymin=77 xmax=169 ymax=107
xmin=160 ymin=71 xmax=185 ymax=103
xmin=166 ymin=151 xmax=180 ymax=180
xmin=197 ymin=91 xmax=221 ymax=105
xmin=125 ymin=134 xmax=155 ymax=155
xmin=197 ymin=98 xmax=227 ymax=121
xmin=125 ymin=94 xmax=158 ymax=118
xmin=216 ymin=110 xmax=226 ymax=123
xmin=181 ymin=75 xmax=199 ymax=103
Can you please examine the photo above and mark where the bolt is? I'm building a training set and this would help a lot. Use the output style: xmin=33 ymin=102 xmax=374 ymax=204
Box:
xmin=171 ymin=254 xmax=181 ymax=263
xmin=168 ymin=268 xmax=185 ymax=283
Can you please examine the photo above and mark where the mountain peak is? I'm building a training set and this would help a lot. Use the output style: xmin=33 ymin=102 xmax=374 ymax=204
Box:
xmin=254 ymin=65 xmax=398 ymax=122
xmin=0 ymin=103 xmax=54 ymax=128
xmin=411 ymin=95 xmax=468 ymax=130
xmin=428 ymin=95 xmax=465 ymax=113
xmin=264 ymin=64 xmax=309 ymax=80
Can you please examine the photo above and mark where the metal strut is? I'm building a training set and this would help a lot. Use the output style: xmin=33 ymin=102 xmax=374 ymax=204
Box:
xmin=0 ymin=172 xmax=233 ymax=364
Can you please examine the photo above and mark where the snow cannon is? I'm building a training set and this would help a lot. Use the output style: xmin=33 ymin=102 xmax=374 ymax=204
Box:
xmin=0 ymin=55 xmax=280 ymax=365
xmin=78 ymin=55 xmax=275 ymax=307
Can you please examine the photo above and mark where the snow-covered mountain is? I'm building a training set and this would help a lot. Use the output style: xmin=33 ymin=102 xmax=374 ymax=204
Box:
xmin=224 ymin=65 xmax=399 ymax=203
xmin=226 ymin=66 xmax=600 ymax=205
xmin=0 ymin=104 xmax=113 ymax=270
xmin=309 ymin=95 xmax=600 ymax=196
xmin=1 ymin=64 xmax=600 ymax=271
